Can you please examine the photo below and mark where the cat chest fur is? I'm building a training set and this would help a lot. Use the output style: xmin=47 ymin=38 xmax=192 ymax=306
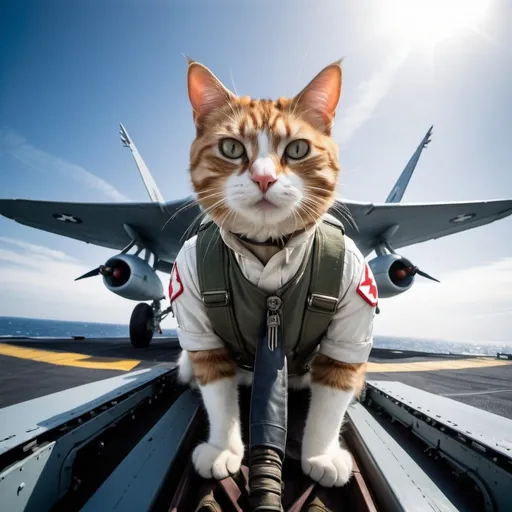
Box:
xmin=195 ymin=218 xmax=345 ymax=376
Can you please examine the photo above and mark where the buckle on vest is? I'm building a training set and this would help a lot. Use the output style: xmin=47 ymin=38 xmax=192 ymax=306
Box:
xmin=202 ymin=290 xmax=229 ymax=307
xmin=307 ymin=293 xmax=338 ymax=314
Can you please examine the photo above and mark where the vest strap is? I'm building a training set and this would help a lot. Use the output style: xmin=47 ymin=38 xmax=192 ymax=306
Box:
xmin=307 ymin=293 xmax=339 ymax=314
xmin=293 ymin=220 xmax=345 ymax=362
xmin=196 ymin=221 xmax=245 ymax=356
xmin=202 ymin=290 xmax=229 ymax=307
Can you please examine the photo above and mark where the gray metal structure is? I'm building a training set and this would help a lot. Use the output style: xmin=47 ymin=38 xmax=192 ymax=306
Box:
xmin=1 ymin=359 xmax=511 ymax=511
xmin=345 ymin=401 xmax=458 ymax=512
xmin=81 ymin=390 xmax=200 ymax=512
xmin=0 ymin=367 xmax=175 ymax=511
xmin=364 ymin=381 xmax=512 ymax=512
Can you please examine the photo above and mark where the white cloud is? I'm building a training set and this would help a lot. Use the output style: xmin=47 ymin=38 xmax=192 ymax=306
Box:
xmin=374 ymin=257 xmax=512 ymax=342
xmin=0 ymin=238 xmax=177 ymax=328
xmin=0 ymin=237 xmax=78 ymax=263
xmin=336 ymin=44 xmax=412 ymax=145
xmin=0 ymin=128 xmax=130 ymax=202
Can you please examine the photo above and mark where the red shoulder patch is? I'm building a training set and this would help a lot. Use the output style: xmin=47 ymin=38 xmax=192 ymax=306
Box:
xmin=169 ymin=262 xmax=184 ymax=303
xmin=357 ymin=263 xmax=378 ymax=307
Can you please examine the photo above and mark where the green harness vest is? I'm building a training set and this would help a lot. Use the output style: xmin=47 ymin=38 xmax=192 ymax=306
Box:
xmin=196 ymin=218 xmax=345 ymax=375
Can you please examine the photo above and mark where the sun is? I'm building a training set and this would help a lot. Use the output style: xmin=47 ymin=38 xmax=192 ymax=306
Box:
xmin=381 ymin=0 xmax=491 ymax=47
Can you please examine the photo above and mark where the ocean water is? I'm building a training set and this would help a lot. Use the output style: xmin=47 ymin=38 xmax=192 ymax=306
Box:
xmin=1 ymin=316 xmax=511 ymax=357
xmin=0 ymin=316 xmax=177 ymax=339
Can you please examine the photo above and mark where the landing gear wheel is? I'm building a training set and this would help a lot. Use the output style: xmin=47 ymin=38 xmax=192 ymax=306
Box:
xmin=130 ymin=303 xmax=154 ymax=348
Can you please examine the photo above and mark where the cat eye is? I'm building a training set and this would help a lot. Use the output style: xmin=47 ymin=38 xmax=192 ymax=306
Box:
xmin=219 ymin=138 xmax=246 ymax=159
xmin=284 ymin=139 xmax=310 ymax=160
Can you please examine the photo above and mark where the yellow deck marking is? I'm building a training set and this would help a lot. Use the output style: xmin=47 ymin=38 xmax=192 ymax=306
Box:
xmin=0 ymin=343 xmax=141 ymax=371
xmin=1 ymin=342 xmax=509 ymax=374
xmin=367 ymin=357 xmax=512 ymax=373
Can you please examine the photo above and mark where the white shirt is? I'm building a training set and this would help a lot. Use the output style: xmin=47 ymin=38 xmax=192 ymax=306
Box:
xmin=169 ymin=221 xmax=376 ymax=364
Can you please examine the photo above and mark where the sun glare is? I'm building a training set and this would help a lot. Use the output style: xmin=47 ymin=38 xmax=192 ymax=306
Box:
xmin=382 ymin=0 xmax=490 ymax=47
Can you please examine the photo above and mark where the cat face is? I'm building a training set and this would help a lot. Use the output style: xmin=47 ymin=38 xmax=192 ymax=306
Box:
xmin=187 ymin=59 xmax=342 ymax=240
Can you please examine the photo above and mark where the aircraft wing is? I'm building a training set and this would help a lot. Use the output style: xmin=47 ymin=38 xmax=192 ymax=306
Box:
xmin=0 ymin=197 xmax=201 ymax=266
xmin=341 ymin=198 xmax=512 ymax=255
xmin=2 ymin=195 xmax=511 ymax=265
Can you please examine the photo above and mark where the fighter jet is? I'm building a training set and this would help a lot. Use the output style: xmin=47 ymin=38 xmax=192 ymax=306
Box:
xmin=0 ymin=124 xmax=511 ymax=349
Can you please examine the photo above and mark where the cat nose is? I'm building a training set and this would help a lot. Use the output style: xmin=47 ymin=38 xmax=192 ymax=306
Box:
xmin=251 ymin=158 xmax=277 ymax=192
xmin=252 ymin=173 xmax=277 ymax=192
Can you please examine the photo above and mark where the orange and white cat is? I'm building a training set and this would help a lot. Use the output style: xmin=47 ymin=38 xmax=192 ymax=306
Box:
xmin=171 ymin=59 xmax=374 ymax=488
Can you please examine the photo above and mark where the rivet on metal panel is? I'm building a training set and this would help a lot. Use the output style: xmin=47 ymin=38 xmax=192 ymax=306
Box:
xmin=72 ymin=477 xmax=81 ymax=491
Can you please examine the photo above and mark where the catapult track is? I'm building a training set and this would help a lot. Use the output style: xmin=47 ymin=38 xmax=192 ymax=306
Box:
xmin=0 ymin=336 xmax=511 ymax=511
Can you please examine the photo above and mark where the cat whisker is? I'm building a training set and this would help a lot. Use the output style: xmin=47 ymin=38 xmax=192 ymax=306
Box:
xmin=294 ymin=208 xmax=309 ymax=234
xmin=301 ymin=190 xmax=358 ymax=231
xmin=296 ymin=202 xmax=318 ymax=228
xmin=179 ymin=210 xmax=207 ymax=244
xmin=167 ymin=196 xmax=203 ymax=220
xmin=161 ymin=191 xmax=226 ymax=232
xmin=305 ymin=199 xmax=357 ymax=232
xmin=161 ymin=197 xmax=197 ymax=230
xmin=214 ymin=107 xmax=240 ymax=126
xmin=197 ymin=197 xmax=230 ymax=261
xmin=202 ymin=203 xmax=235 ymax=263
xmin=178 ymin=195 xmax=228 ymax=246
xmin=328 ymin=202 xmax=359 ymax=232
xmin=229 ymin=68 xmax=239 ymax=96
xmin=291 ymin=209 xmax=305 ymax=235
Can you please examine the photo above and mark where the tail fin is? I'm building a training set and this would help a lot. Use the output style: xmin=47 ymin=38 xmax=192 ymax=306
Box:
xmin=120 ymin=123 xmax=165 ymax=204
xmin=385 ymin=125 xmax=433 ymax=203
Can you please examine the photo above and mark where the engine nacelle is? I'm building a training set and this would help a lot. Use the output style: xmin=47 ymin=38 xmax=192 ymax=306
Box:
xmin=368 ymin=254 xmax=416 ymax=298
xmin=102 ymin=254 xmax=164 ymax=301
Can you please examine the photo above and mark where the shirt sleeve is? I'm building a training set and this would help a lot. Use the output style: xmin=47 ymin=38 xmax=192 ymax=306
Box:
xmin=170 ymin=237 xmax=225 ymax=352
xmin=318 ymin=237 xmax=376 ymax=364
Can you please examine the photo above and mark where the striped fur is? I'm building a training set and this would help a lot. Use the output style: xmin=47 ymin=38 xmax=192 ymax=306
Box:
xmin=311 ymin=354 xmax=367 ymax=397
xmin=187 ymin=59 xmax=342 ymax=243
xmin=188 ymin=348 xmax=236 ymax=386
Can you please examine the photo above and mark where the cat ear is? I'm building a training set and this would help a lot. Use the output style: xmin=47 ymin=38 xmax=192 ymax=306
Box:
xmin=187 ymin=60 xmax=235 ymax=127
xmin=292 ymin=60 xmax=342 ymax=134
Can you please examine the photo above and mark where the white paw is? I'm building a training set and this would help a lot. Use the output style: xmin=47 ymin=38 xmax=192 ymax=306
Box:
xmin=192 ymin=442 xmax=243 ymax=480
xmin=302 ymin=447 xmax=353 ymax=487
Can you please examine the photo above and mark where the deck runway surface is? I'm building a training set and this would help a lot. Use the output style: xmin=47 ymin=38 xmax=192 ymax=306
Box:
xmin=0 ymin=337 xmax=510 ymax=419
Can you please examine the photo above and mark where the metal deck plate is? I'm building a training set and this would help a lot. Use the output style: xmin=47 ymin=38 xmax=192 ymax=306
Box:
xmin=81 ymin=389 xmax=200 ymax=511
xmin=347 ymin=401 xmax=458 ymax=511
xmin=367 ymin=380 xmax=512 ymax=459
xmin=0 ymin=367 xmax=170 ymax=455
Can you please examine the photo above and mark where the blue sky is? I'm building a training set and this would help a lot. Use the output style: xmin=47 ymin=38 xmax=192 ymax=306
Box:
xmin=1 ymin=0 xmax=511 ymax=342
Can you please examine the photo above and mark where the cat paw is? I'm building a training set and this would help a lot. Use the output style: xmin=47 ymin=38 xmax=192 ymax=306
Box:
xmin=302 ymin=447 xmax=353 ymax=487
xmin=192 ymin=442 xmax=243 ymax=480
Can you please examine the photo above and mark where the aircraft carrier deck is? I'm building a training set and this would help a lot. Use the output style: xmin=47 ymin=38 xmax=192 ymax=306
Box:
xmin=0 ymin=335 xmax=510 ymax=419
xmin=0 ymin=334 xmax=511 ymax=512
